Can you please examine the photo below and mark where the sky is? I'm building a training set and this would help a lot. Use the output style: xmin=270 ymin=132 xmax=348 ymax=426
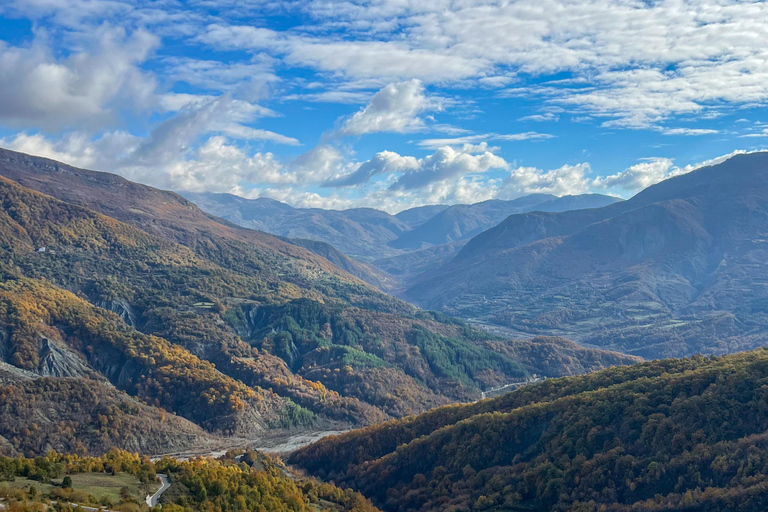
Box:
xmin=0 ymin=0 xmax=767 ymax=213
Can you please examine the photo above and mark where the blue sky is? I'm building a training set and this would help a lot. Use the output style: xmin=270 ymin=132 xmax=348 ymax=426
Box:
xmin=0 ymin=0 xmax=767 ymax=212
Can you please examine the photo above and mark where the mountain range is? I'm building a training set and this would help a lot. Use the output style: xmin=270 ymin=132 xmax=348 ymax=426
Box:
xmin=180 ymin=191 xmax=620 ymax=289
xmin=404 ymin=152 xmax=768 ymax=359
xmin=0 ymin=147 xmax=635 ymax=456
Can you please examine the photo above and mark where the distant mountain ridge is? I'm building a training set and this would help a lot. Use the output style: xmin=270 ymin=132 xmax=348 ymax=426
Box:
xmin=180 ymin=190 xmax=621 ymax=289
xmin=389 ymin=193 xmax=621 ymax=250
xmin=405 ymin=151 xmax=768 ymax=359
xmin=179 ymin=192 xmax=412 ymax=260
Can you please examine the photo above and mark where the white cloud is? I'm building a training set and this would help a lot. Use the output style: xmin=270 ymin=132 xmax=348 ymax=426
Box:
xmin=592 ymin=158 xmax=680 ymax=196
xmin=148 ymin=136 xmax=289 ymax=193
xmin=217 ymin=125 xmax=300 ymax=146
xmin=518 ymin=113 xmax=559 ymax=122
xmin=418 ymin=132 xmax=553 ymax=149
xmin=0 ymin=26 xmax=158 ymax=130
xmin=201 ymin=25 xmax=486 ymax=82
xmin=290 ymin=144 xmax=348 ymax=182
xmin=500 ymin=163 xmax=593 ymax=199
xmin=661 ymin=128 xmax=719 ymax=136
xmin=161 ymin=56 xmax=279 ymax=102
xmin=495 ymin=132 xmax=555 ymax=142
xmin=323 ymin=143 xmax=508 ymax=192
xmin=283 ymin=90 xmax=372 ymax=104
xmin=0 ymin=96 xmax=300 ymax=193
xmin=336 ymin=79 xmax=437 ymax=136
xmin=392 ymin=145 xmax=508 ymax=190
xmin=591 ymin=150 xmax=756 ymax=196
xmin=11 ymin=0 xmax=768 ymax=132
xmin=324 ymin=151 xmax=419 ymax=187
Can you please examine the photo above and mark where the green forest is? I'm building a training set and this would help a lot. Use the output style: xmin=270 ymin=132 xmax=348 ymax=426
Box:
xmin=292 ymin=349 xmax=768 ymax=512
xmin=0 ymin=449 xmax=380 ymax=512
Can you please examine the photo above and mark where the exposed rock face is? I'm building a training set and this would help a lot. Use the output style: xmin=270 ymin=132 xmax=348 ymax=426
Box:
xmin=95 ymin=299 xmax=138 ymax=328
xmin=0 ymin=365 xmax=214 ymax=456
xmin=37 ymin=337 xmax=96 ymax=378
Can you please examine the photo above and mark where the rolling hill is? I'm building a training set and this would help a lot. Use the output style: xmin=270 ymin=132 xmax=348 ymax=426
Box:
xmin=406 ymin=152 xmax=768 ymax=358
xmin=0 ymin=450 xmax=382 ymax=512
xmin=292 ymin=348 xmax=768 ymax=512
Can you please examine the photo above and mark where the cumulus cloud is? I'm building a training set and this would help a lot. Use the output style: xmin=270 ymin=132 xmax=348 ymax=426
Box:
xmin=592 ymin=158 xmax=680 ymax=196
xmin=0 ymin=26 xmax=158 ymax=130
xmin=323 ymin=143 xmax=508 ymax=192
xmin=499 ymin=163 xmax=593 ymax=199
xmin=198 ymin=0 xmax=768 ymax=128
xmin=335 ymin=79 xmax=437 ymax=136
xmin=324 ymin=151 xmax=418 ymax=187
xmin=392 ymin=145 xmax=508 ymax=190
xmin=11 ymin=0 xmax=768 ymax=131
xmin=1 ymin=96 xmax=300 ymax=194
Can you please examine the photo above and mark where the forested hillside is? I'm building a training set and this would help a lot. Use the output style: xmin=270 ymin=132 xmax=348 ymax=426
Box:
xmin=292 ymin=348 xmax=768 ymax=512
xmin=0 ymin=449 xmax=380 ymax=512
xmin=0 ymin=363 xmax=211 ymax=457
xmin=0 ymin=147 xmax=638 ymax=455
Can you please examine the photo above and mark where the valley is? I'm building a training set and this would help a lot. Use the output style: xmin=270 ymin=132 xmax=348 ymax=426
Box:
xmin=402 ymin=152 xmax=768 ymax=359
xmin=1 ymin=149 xmax=768 ymax=511
xmin=1 ymin=1 xmax=765 ymax=511
xmin=0 ymin=147 xmax=635 ymax=459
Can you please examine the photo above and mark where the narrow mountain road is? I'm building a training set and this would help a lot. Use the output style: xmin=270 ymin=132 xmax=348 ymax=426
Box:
xmin=480 ymin=377 xmax=545 ymax=399
xmin=146 ymin=474 xmax=170 ymax=507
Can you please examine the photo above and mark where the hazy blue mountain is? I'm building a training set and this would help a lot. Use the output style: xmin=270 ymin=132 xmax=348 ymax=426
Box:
xmin=180 ymin=191 xmax=410 ymax=260
xmin=181 ymin=191 xmax=623 ymax=292
xmin=394 ymin=204 xmax=450 ymax=228
xmin=406 ymin=152 xmax=768 ymax=359
xmin=388 ymin=194 xmax=621 ymax=250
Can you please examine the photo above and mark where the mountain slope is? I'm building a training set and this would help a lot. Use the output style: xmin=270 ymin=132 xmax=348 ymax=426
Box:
xmin=0 ymin=364 xmax=212 ymax=457
xmin=406 ymin=152 xmax=768 ymax=358
xmin=394 ymin=204 xmax=450 ymax=228
xmin=389 ymin=194 xmax=621 ymax=250
xmin=0 ymin=147 xmax=401 ymax=313
xmin=181 ymin=192 xmax=582 ymax=264
xmin=0 ymin=275 xmax=295 ymax=436
xmin=179 ymin=191 xmax=411 ymax=260
xmin=279 ymin=237 xmax=395 ymax=290
xmin=0 ymin=172 xmax=455 ymax=423
xmin=0 ymin=147 xmax=638 ymax=439
xmin=292 ymin=348 xmax=768 ymax=512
